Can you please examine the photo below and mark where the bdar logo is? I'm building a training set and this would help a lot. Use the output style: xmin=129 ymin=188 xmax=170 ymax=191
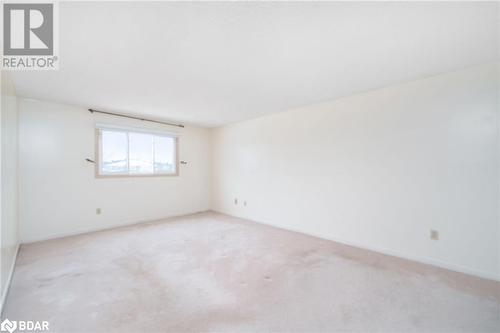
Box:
xmin=0 ymin=319 xmax=49 ymax=332
xmin=0 ymin=319 xmax=17 ymax=333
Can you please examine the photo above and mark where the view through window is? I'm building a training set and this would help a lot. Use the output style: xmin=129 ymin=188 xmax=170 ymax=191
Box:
xmin=98 ymin=127 xmax=177 ymax=176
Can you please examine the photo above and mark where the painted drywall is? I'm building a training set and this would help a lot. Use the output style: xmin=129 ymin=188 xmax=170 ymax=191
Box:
xmin=211 ymin=63 xmax=500 ymax=281
xmin=1 ymin=71 xmax=19 ymax=311
xmin=18 ymin=98 xmax=211 ymax=243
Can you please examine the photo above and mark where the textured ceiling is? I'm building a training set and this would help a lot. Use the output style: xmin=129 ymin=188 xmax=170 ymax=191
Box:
xmin=9 ymin=1 xmax=499 ymax=127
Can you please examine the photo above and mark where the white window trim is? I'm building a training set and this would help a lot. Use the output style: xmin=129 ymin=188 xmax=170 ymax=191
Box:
xmin=95 ymin=123 xmax=180 ymax=137
xmin=95 ymin=125 xmax=179 ymax=178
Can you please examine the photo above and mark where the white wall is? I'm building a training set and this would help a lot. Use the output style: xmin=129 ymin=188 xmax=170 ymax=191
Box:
xmin=211 ymin=63 xmax=500 ymax=281
xmin=1 ymin=71 xmax=19 ymax=311
xmin=12 ymin=63 xmax=500 ymax=281
xmin=19 ymin=98 xmax=211 ymax=243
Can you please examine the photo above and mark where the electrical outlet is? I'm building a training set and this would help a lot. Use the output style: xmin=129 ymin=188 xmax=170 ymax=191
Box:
xmin=430 ymin=230 xmax=439 ymax=240
xmin=96 ymin=208 xmax=102 ymax=215
xmin=234 ymin=198 xmax=238 ymax=205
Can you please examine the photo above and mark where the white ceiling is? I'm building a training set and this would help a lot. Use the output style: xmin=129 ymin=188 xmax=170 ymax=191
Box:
xmin=9 ymin=1 xmax=499 ymax=127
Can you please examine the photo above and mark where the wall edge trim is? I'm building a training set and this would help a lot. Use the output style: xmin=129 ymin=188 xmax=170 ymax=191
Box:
xmin=0 ymin=243 xmax=20 ymax=316
xmin=211 ymin=210 xmax=500 ymax=282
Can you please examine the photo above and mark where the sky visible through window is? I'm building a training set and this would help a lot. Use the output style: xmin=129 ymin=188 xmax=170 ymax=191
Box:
xmin=101 ymin=129 xmax=175 ymax=175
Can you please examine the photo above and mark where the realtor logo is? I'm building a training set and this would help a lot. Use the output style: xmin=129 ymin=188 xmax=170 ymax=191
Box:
xmin=3 ymin=3 xmax=53 ymax=55
xmin=2 ymin=1 xmax=59 ymax=70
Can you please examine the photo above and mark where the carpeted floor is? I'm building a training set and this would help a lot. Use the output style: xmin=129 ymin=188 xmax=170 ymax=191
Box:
xmin=3 ymin=212 xmax=499 ymax=332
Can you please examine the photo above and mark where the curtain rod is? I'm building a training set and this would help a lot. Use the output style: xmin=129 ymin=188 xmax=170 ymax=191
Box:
xmin=88 ymin=108 xmax=184 ymax=128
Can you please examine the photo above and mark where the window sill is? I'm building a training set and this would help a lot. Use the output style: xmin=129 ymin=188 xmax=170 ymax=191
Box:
xmin=95 ymin=172 xmax=179 ymax=178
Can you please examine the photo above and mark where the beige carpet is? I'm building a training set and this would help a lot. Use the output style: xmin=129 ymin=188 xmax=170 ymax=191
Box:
xmin=3 ymin=212 xmax=499 ymax=332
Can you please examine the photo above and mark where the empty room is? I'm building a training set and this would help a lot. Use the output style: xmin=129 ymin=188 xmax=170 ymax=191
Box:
xmin=1 ymin=1 xmax=499 ymax=332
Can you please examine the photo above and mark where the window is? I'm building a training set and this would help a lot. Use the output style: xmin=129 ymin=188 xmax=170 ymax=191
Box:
xmin=97 ymin=126 xmax=178 ymax=176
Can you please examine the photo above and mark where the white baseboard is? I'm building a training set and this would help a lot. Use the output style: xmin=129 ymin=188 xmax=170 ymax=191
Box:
xmin=19 ymin=209 xmax=500 ymax=282
xmin=0 ymin=243 xmax=20 ymax=316
xmin=21 ymin=210 xmax=211 ymax=244
xmin=212 ymin=210 xmax=500 ymax=282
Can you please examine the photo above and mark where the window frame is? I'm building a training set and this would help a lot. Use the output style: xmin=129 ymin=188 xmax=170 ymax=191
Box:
xmin=95 ymin=126 xmax=179 ymax=178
